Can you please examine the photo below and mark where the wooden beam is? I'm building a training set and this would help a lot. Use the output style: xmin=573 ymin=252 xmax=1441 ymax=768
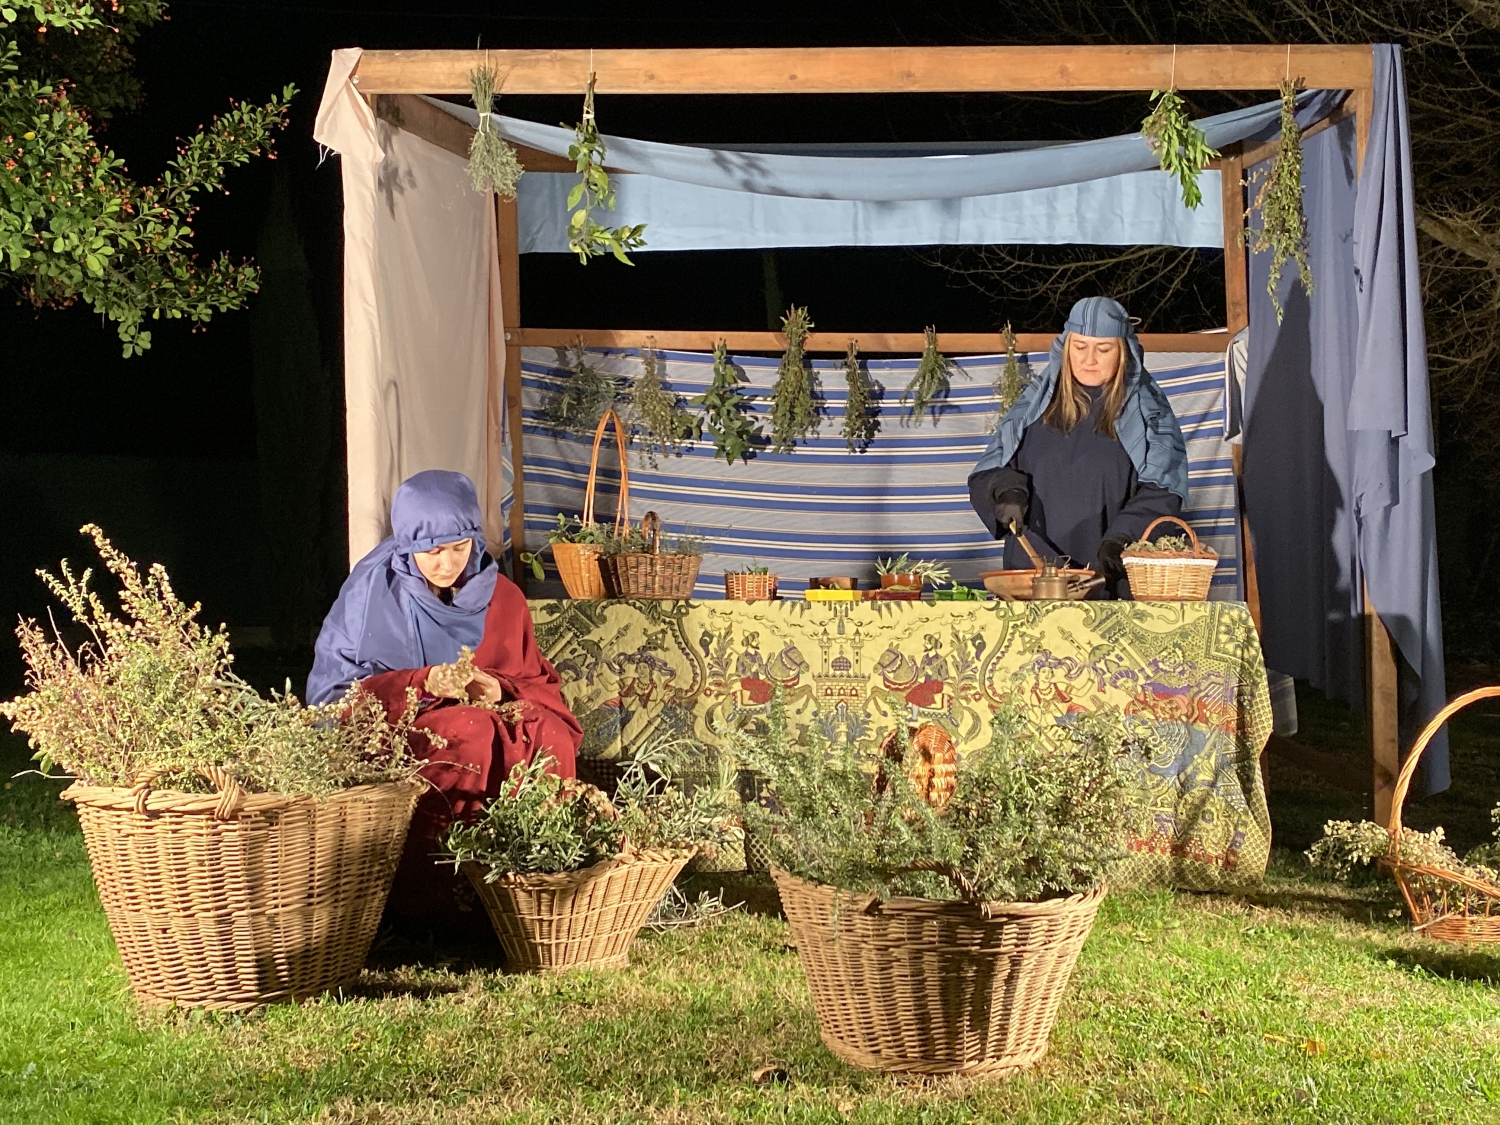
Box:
xmin=1220 ymin=144 xmax=1249 ymax=339
xmin=352 ymin=45 xmax=1375 ymax=97
xmin=375 ymin=94 xmax=578 ymax=171
xmin=1367 ymin=586 xmax=1402 ymax=826
xmin=497 ymin=197 xmax=528 ymax=588
xmin=516 ymin=328 xmax=1230 ymax=354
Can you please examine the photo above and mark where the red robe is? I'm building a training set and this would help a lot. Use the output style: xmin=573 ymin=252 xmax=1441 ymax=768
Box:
xmin=363 ymin=574 xmax=582 ymax=920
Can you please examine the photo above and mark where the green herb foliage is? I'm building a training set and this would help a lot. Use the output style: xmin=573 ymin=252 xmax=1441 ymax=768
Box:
xmin=997 ymin=321 xmax=1026 ymax=412
xmin=1247 ymin=80 xmax=1313 ymax=324
xmin=840 ymin=339 xmax=877 ymax=453
xmin=1141 ymin=87 xmax=1220 ymax=211
xmin=545 ymin=512 xmax=609 ymax=546
xmin=565 ymin=74 xmax=646 ymax=265
xmin=626 ymin=341 xmax=697 ymax=468
xmin=902 ymin=326 xmax=957 ymax=426
xmin=465 ymin=67 xmax=523 ymax=200
xmin=874 ymin=553 xmax=951 ymax=586
xmin=768 ymin=306 xmax=819 ymax=453
xmin=543 ymin=342 xmax=620 ymax=433
xmin=1308 ymin=805 xmax=1500 ymax=892
xmin=695 ymin=340 xmax=759 ymax=465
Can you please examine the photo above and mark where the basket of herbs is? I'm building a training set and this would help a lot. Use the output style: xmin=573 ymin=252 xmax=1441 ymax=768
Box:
xmin=551 ymin=408 xmax=630 ymax=599
xmin=724 ymin=563 xmax=778 ymax=601
xmin=600 ymin=512 xmax=704 ymax=600
xmin=1120 ymin=515 xmax=1219 ymax=600
xmin=0 ymin=527 xmax=424 ymax=1011
xmin=718 ymin=694 xmax=1142 ymax=1077
xmin=441 ymin=754 xmax=732 ymax=971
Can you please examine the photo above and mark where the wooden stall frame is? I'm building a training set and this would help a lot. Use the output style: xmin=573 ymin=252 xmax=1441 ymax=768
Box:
xmin=357 ymin=44 xmax=1401 ymax=814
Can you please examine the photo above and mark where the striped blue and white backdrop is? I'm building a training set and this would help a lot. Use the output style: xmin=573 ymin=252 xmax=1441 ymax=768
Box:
xmin=516 ymin=346 xmax=1242 ymax=601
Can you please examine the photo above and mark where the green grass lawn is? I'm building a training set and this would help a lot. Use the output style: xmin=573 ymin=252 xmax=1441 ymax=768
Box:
xmin=6 ymin=681 xmax=1500 ymax=1124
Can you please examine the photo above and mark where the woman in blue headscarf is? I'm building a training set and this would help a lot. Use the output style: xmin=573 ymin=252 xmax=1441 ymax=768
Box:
xmin=308 ymin=469 xmax=582 ymax=922
xmin=968 ymin=297 xmax=1188 ymax=597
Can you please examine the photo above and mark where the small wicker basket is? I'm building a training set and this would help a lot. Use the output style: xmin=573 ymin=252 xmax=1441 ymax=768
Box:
xmin=551 ymin=409 xmax=631 ymax=599
xmin=61 ymin=768 xmax=421 ymax=1011
xmin=600 ymin=511 xmax=702 ymax=600
xmin=725 ymin=572 xmax=779 ymax=600
xmin=774 ymin=869 xmax=1105 ymax=1075
xmin=463 ymin=848 xmax=692 ymax=972
xmin=1121 ymin=515 xmax=1218 ymax=601
xmin=1381 ymin=685 xmax=1500 ymax=943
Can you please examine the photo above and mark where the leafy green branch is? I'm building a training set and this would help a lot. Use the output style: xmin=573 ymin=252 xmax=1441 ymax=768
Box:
xmin=696 ymin=339 xmax=759 ymax=465
xmin=1246 ymin=80 xmax=1313 ymax=324
xmin=768 ymin=306 xmax=818 ymax=453
xmin=565 ymin=73 xmax=646 ymax=265
xmin=1142 ymin=87 xmax=1219 ymax=211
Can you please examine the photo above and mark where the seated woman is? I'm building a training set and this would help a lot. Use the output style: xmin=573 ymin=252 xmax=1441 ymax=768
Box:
xmin=968 ymin=296 xmax=1189 ymax=597
xmin=307 ymin=469 xmax=582 ymax=922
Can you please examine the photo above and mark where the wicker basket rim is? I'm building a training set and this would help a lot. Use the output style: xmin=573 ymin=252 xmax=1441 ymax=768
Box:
xmin=1121 ymin=552 xmax=1219 ymax=562
xmin=60 ymin=776 xmax=423 ymax=815
xmin=771 ymin=868 xmax=1106 ymax=920
xmin=464 ymin=847 xmax=696 ymax=889
xmin=1380 ymin=856 xmax=1500 ymax=898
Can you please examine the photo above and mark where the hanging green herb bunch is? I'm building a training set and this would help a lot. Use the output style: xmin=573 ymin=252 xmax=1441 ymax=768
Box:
xmin=543 ymin=340 xmax=620 ymax=433
xmin=627 ymin=339 xmax=698 ymax=468
xmin=841 ymin=339 xmax=878 ymax=454
xmin=769 ymin=306 xmax=819 ymax=453
xmin=566 ymin=74 xmax=647 ymax=265
xmin=695 ymin=339 xmax=759 ymax=466
xmin=903 ymin=326 xmax=957 ymax=426
xmin=465 ymin=67 xmax=524 ymax=199
xmin=1142 ymin=88 xmax=1220 ymax=210
xmin=1247 ymin=80 xmax=1313 ymax=324
xmin=996 ymin=321 xmax=1026 ymax=412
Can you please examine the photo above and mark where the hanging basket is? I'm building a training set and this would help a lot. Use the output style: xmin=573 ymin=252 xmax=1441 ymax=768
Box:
xmin=725 ymin=572 xmax=779 ymax=600
xmin=773 ymin=870 xmax=1105 ymax=1076
xmin=600 ymin=511 xmax=702 ymax=600
xmin=1381 ymin=686 xmax=1500 ymax=943
xmin=61 ymin=769 xmax=422 ymax=1011
xmin=552 ymin=409 xmax=630 ymax=600
xmin=462 ymin=848 xmax=692 ymax=972
xmin=1121 ymin=515 xmax=1218 ymax=601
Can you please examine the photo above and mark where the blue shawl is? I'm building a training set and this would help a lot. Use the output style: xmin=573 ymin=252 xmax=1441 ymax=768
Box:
xmin=306 ymin=470 xmax=499 ymax=705
xmin=969 ymin=297 xmax=1189 ymax=502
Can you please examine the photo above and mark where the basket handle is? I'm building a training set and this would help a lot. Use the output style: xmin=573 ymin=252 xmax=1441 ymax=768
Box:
xmin=640 ymin=510 xmax=662 ymax=555
xmin=129 ymin=764 xmax=248 ymax=821
xmin=582 ymin=408 xmax=631 ymax=537
xmin=1387 ymin=685 xmax=1500 ymax=856
xmin=1138 ymin=515 xmax=1202 ymax=553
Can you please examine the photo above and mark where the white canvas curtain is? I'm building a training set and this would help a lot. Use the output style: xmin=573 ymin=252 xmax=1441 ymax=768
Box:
xmin=314 ymin=48 xmax=506 ymax=566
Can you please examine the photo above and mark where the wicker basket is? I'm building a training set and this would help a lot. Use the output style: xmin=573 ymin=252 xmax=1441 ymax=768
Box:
xmin=725 ymin=572 xmax=779 ymax=600
xmin=463 ymin=849 xmax=692 ymax=972
xmin=61 ymin=768 xmax=421 ymax=1011
xmin=552 ymin=410 xmax=630 ymax=599
xmin=1381 ymin=685 xmax=1500 ymax=943
xmin=601 ymin=511 xmax=702 ymax=599
xmin=774 ymin=869 xmax=1105 ymax=1076
xmin=1121 ymin=515 xmax=1218 ymax=601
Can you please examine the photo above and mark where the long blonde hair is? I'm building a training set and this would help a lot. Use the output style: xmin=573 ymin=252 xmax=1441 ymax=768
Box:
xmin=1041 ymin=335 xmax=1129 ymax=438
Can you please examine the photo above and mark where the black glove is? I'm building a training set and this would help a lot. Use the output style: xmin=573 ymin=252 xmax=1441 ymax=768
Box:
xmin=992 ymin=487 xmax=1029 ymax=536
xmin=1095 ymin=533 xmax=1131 ymax=598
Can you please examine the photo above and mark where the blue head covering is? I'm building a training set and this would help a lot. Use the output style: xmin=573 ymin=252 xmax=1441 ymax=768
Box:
xmin=969 ymin=296 xmax=1189 ymax=501
xmin=306 ymin=470 xmax=500 ymax=704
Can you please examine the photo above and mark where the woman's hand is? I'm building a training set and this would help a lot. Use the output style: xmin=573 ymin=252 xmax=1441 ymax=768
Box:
xmin=465 ymin=669 xmax=505 ymax=704
xmin=424 ymin=661 xmax=471 ymax=700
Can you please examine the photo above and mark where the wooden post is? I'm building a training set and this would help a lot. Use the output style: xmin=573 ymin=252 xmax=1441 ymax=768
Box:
xmin=1220 ymin=145 xmax=1249 ymax=339
xmin=496 ymin=195 xmax=527 ymax=588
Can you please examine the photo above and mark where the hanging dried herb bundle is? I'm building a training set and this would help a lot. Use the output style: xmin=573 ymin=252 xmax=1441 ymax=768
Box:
xmin=465 ymin=67 xmax=524 ymax=199
xmin=566 ymin=74 xmax=647 ymax=265
xmin=627 ymin=340 xmax=697 ymax=468
xmin=1141 ymin=88 xmax=1220 ymax=210
xmin=996 ymin=321 xmax=1026 ymax=412
xmin=695 ymin=339 xmax=759 ymax=465
xmin=903 ymin=326 xmax=956 ymax=426
xmin=840 ymin=339 xmax=877 ymax=454
xmin=769 ymin=306 xmax=819 ymax=453
xmin=1247 ymin=80 xmax=1313 ymax=325
xmin=543 ymin=341 xmax=620 ymax=433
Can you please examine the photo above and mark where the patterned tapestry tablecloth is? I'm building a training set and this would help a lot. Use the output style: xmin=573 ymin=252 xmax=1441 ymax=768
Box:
xmin=530 ymin=598 xmax=1273 ymax=891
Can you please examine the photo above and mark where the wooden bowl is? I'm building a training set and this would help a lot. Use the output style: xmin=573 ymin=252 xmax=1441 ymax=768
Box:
xmin=810 ymin=576 xmax=858 ymax=590
xmin=979 ymin=568 xmax=1097 ymax=601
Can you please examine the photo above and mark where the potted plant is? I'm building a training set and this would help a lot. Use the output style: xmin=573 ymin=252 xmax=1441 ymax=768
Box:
xmin=724 ymin=561 xmax=779 ymax=601
xmin=875 ymin=553 xmax=951 ymax=591
xmin=546 ymin=512 xmax=612 ymax=599
xmin=718 ymin=693 xmax=1143 ymax=1076
xmin=0 ymin=527 xmax=424 ymax=1011
xmin=441 ymin=753 xmax=733 ymax=971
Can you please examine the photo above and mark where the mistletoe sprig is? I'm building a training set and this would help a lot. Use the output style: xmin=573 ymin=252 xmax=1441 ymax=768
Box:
xmin=769 ymin=306 xmax=819 ymax=453
xmin=1247 ymin=80 xmax=1313 ymax=324
xmin=696 ymin=339 xmax=759 ymax=465
xmin=465 ymin=66 xmax=523 ymax=199
xmin=841 ymin=338 xmax=877 ymax=454
xmin=1142 ymin=88 xmax=1219 ymax=211
xmin=565 ymin=73 xmax=646 ymax=265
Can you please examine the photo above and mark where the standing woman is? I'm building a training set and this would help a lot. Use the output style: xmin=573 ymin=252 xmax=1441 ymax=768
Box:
xmin=968 ymin=297 xmax=1189 ymax=597
xmin=307 ymin=470 xmax=582 ymax=922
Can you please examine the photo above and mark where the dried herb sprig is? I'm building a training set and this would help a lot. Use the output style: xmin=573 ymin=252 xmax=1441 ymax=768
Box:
xmin=566 ymin=74 xmax=647 ymax=265
xmin=996 ymin=322 xmax=1026 ymax=412
xmin=465 ymin=67 xmax=523 ymax=199
xmin=695 ymin=339 xmax=759 ymax=465
xmin=627 ymin=340 xmax=697 ymax=469
xmin=543 ymin=341 xmax=620 ymax=434
xmin=903 ymin=326 xmax=957 ymax=426
xmin=1247 ymin=80 xmax=1313 ymax=324
xmin=1142 ymin=88 xmax=1220 ymax=211
xmin=841 ymin=339 xmax=878 ymax=454
xmin=769 ymin=306 xmax=819 ymax=453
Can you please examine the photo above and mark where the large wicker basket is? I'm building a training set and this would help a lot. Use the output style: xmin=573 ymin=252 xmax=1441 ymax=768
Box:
xmin=463 ymin=848 xmax=692 ymax=972
xmin=600 ymin=511 xmax=702 ymax=599
xmin=61 ymin=768 xmax=422 ymax=1011
xmin=1121 ymin=515 xmax=1218 ymax=601
xmin=774 ymin=869 xmax=1105 ymax=1076
xmin=551 ymin=409 xmax=630 ymax=599
xmin=1382 ymin=685 xmax=1500 ymax=943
